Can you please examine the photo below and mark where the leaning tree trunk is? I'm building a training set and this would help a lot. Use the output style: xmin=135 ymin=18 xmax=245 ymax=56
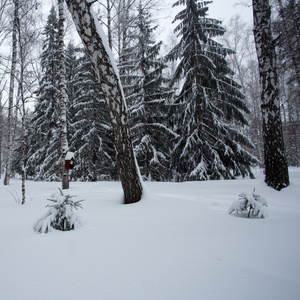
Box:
xmin=58 ymin=0 xmax=69 ymax=189
xmin=65 ymin=0 xmax=143 ymax=204
xmin=4 ymin=0 xmax=18 ymax=185
xmin=252 ymin=0 xmax=289 ymax=190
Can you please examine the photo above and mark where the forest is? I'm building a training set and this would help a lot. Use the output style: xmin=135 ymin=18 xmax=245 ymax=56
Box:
xmin=0 ymin=0 xmax=299 ymax=197
xmin=0 ymin=1 xmax=300 ymax=298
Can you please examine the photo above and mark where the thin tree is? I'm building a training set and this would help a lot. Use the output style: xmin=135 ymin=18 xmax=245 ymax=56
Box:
xmin=18 ymin=22 xmax=26 ymax=204
xmin=4 ymin=0 xmax=19 ymax=185
xmin=66 ymin=0 xmax=143 ymax=204
xmin=252 ymin=0 xmax=289 ymax=190
xmin=16 ymin=0 xmax=41 ymax=203
xmin=0 ymin=88 xmax=3 ymax=178
xmin=58 ymin=0 xmax=69 ymax=189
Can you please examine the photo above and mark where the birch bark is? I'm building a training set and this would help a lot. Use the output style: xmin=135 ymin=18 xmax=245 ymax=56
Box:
xmin=65 ymin=0 xmax=143 ymax=203
xmin=252 ymin=0 xmax=289 ymax=190
xmin=4 ymin=0 xmax=18 ymax=185
xmin=16 ymin=7 xmax=26 ymax=204
xmin=58 ymin=0 xmax=69 ymax=189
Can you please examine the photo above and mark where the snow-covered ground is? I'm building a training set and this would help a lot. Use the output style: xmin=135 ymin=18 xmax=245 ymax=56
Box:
xmin=1 ymin=168 xmax=300 ymax=300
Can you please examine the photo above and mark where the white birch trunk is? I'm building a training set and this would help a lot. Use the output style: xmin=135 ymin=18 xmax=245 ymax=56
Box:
xmin=65 ymin=0 xmax=143 ymax=204
xmin=4 ymin=0 xmax=18 ymax=185
xmin=58 ymin=0 xmax=69 ymax=189
xmin=17 ymin=2 xmax=26 ymax=204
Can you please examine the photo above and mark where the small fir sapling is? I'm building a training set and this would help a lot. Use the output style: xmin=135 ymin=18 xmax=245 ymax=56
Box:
xmin=34 ymin=188 xmax=84 ymax=233
xmin=228 ymin=189 xmax=268 ymax=218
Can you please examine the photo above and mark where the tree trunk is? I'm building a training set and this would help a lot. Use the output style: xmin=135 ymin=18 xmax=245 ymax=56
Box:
xmin=106 ymin=0 xmax=112 ymax=49
xmin=252 ymin=0 xmax=289 ymax=190
xmin=65 ymin=0 xmax=143 ymax=204
xmin=16 ymin=4 xmax=26 ymax=204
xmin=58 ymin=0 xmax=69 ymax=189
xmin=4 ymin=0 xmax=18 ymax=185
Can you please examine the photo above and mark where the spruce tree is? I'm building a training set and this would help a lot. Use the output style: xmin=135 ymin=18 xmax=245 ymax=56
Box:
xmin=167 ymin=0 xmax=257 ymax=181
xmin=26 ymin=7 xmax=61 ymax=181
xmin=70 ymin=52 xmax=117 ymax=181
xmin=65 ymin=42 xmax=77 ymax=114
xmin=119 ymin=4 xmax=176 ymax=180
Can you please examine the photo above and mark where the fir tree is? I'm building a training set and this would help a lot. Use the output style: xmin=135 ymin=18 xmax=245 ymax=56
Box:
xmin=119 ymin=4 xmax=176 ymax=180
xmin=26 ymin=7 xmax=61 ymax=181
xmin=167 ymin=0 xmax=257 ymax=181
xmin=65 ymin=42 xmax=77 ymax=115
xmin=70 ymin=51 xmax=117 ymax=181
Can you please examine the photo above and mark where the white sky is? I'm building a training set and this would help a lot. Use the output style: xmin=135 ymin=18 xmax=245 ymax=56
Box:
xmin=208 ymin=0 xmax=253 ymax=24
xmin=154 ymin=0 xmax=253 ymax=45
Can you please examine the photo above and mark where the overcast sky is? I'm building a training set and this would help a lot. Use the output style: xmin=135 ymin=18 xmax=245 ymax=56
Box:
xmin=154 ymin=0 xmax=253 ymax=47
xmin=160 ymin=0 xmax=253 ymax=26
xmin=208 ymin=0 xmax=253 ymax=25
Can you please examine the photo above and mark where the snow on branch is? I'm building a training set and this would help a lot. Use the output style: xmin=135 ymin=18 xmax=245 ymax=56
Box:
xmin=228 ymin=189 xmax=268 ymax=219
xmin=33 ymin=188 xmax=84 ymax=233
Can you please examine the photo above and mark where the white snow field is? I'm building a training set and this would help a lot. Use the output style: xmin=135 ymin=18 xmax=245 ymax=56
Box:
xmin=0 ymin=168 xmax=299 ymax=300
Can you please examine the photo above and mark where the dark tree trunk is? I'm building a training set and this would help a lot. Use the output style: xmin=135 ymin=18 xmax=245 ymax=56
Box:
xmin=65 ymin=0 xmax=143 ymax=204
xmin=252 ymin=0 xmax=289 ymax=190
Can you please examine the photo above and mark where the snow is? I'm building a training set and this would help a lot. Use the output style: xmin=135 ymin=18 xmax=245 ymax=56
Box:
xmin=1 ymin=168 xmax=300 ymax=300
xmin=65 ymin=151 xmax=74 ymax=160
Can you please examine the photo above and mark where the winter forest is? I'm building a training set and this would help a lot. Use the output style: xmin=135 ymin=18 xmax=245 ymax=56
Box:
xmin=0 ymin=0 xmax=299 ymax=197
xmin=1 ymin=1 xmax=300 ymax=299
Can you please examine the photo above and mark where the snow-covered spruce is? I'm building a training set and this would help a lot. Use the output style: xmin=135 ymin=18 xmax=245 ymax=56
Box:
xmin=118 ymin=4 xmax=176 ymax=181
xmin=33 ymin=188 xmax=84 ymax=233
xmin=228 ymin=189 xmax=268 ymax=218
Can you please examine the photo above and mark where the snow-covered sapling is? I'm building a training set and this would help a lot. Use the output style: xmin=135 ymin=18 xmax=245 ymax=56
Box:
xmin=228 ymin=189 xmax=268 ymax=218
xmin=34 ymin=188 xmax=84 ymax=233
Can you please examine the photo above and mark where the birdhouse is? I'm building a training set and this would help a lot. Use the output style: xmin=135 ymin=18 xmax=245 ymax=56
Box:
xmin=65 ymin=151 xmax=74 ymax=170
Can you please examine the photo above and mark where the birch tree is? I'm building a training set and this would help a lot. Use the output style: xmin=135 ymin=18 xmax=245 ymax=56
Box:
xmin=17 ymin=17 xmax=26 ymax=204
xmin=58 ymin=0 xmax=69 ymax=189
xmin=65 ymin=0 xmax=143 ymax=204
xmin=4 ymin=0 xmax=19 ymax=185
xmin=252 ymin=0 xmax=289 ymax=190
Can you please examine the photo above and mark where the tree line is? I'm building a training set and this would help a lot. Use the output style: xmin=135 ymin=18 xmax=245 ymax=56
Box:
xmin=0 ymin=0 xmax=299 ymax=202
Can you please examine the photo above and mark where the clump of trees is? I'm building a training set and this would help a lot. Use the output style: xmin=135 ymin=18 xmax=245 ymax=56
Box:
xmin=1 ymin=0 xmax=299 ymax=202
